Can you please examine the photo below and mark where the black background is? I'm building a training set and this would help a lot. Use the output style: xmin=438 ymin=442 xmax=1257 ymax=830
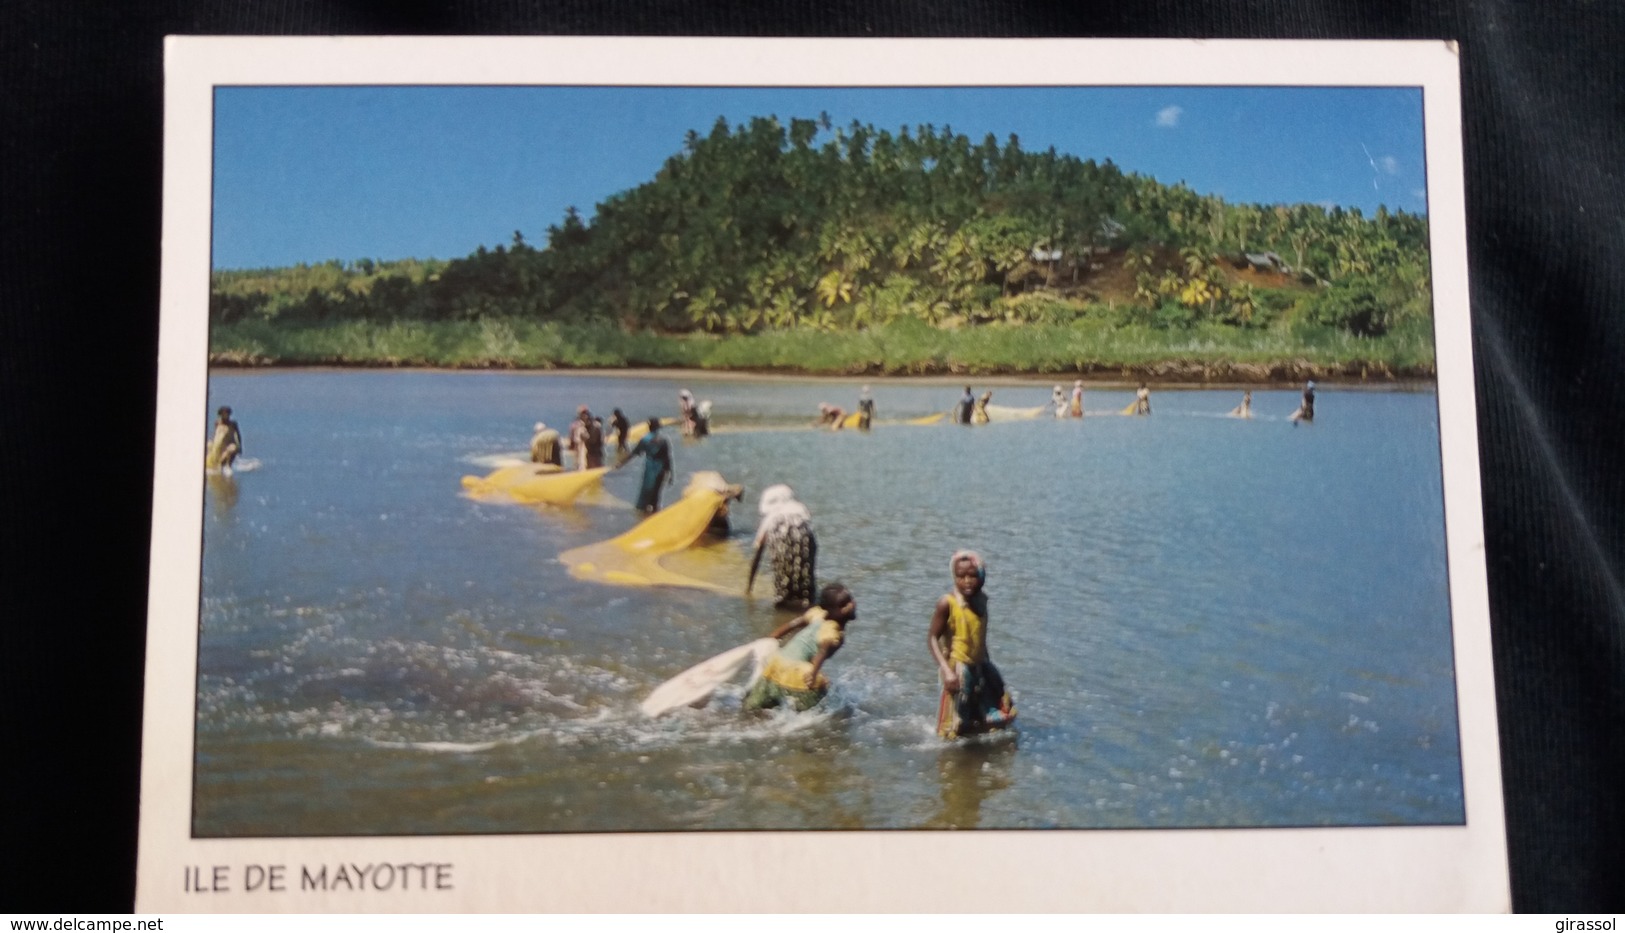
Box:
xmin=3 ymin=0 xmax=1621 ymax=914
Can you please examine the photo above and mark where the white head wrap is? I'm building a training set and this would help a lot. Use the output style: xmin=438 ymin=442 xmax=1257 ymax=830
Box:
xmin=950 ymin=549 xmax=987 ymax=582
xmin=756 ymin=484 xmax=811 ymax=542
xmin=759 ymin=484 xmax=794 ymax=515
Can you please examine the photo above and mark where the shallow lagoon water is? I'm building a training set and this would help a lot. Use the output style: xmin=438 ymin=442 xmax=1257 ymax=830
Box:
xmin=196 ymin=370 xmax=1463 ymax=835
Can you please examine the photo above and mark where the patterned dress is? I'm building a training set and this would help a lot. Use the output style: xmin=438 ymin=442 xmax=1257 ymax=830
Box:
xmin=758 ymin=504 xmax=817 ymax=608
xmin=771 ymin=515 xmax=817 ymax=608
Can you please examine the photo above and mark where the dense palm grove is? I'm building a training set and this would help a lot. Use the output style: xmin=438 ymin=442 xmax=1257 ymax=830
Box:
xmin=211 ymin=115 xmax=1435 ymax=369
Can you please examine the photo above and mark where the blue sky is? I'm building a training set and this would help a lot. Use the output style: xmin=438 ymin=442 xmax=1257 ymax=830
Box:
xmin=212 ymin=85 xmax=1427 ymax=270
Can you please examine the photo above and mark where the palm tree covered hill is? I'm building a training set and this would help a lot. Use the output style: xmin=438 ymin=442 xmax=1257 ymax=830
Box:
xmin=210 ymin=115 xmax=1435 ymax=376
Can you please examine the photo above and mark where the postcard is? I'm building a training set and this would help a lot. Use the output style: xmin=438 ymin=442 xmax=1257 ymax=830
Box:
xmin=139 ymin=36 xmax=1507 ymax=911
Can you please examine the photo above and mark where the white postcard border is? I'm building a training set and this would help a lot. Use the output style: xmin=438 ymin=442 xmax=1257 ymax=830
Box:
xmin=140 ymin=36 xmax=1506 ymax=912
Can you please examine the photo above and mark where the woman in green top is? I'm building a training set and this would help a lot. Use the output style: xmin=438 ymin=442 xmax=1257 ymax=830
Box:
xmin=743 ymin=583 xmax=856 ymax=712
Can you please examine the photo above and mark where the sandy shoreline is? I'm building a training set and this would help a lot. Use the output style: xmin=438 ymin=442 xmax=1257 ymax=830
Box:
xmin=207 ymin=363 xmax=1436 ymax=391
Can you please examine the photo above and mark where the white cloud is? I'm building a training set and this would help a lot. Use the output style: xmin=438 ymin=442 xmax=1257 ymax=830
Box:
xmin=1379 ymin=155 xmax=1401 ymax=175
xmin=1412 ymin=188 xmax=1428 ymax=201
xmin=1155 ymin=106 xmax=1183 ymax=128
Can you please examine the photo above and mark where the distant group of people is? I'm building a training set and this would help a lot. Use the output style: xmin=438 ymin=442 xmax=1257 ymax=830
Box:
xmin=526 ymin=388 xmax=720 ymax=513
xmin=813 ymin=386 xmax=877 ymax=431
xmin=802 ymin=376 xmax=1317 ymax=437
xmin=530 ymin=405 xmax=621 ymax=471
xmin=961 ymin=378 xmax=1317 ymax=423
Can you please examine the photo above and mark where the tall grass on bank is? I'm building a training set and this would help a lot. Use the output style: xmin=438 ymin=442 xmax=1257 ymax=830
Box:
xmin=209 ymin=317 xmax=1436 ymax=380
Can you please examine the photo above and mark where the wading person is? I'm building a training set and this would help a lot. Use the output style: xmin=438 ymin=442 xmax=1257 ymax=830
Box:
xmin=857 ymin=386 xmax=875 ymax=430
xmin=573 ymin=406 xmax=605 ymax=469
xmin=1050 ymin=384 xmax=1067 ymax=419
xmin=928 ymin=550 xmax=1016 ymax=739
xmin=616 ymin=417 xmax=674 ymax=513
xmin=816 ymin=402 xmax=846 ymax=431
xmin=678 ymin=389 xmax=698 ymax=436
xmin=1289 ymin=380 xmax=1316 ymax=425
xmin=957 ymin=386 xmax=976 ymax=425
xmin=1069 ymin=380 xmax=1084 ymax=418
xmin=610 ymin=408 xmax=631 ymax=456
xmin=683 ymin=471 xmax=746 ymax=537
xmin=206 ymin=406 xmax=244 ymax=474
xmin=972 ymin=390 xmax=993 ymax=424
xmin=530 ymin=422 xmax=562 ymax=466
xmin=1134 ymin=382 xmax=1152 ymax=416
xmin=693 ymin=400 xmax=712 ymax=437
xmin=742 ymin=583 xmax=857 ymax=713
xmin=1229 ymin=391 xmax=1253 ymax=419
xmin=746 ymin=484 xmax=818 ymax=610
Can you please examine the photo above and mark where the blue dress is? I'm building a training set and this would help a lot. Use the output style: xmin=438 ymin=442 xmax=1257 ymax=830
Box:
xmin=628 ymin=432 xmax=672 ymax=511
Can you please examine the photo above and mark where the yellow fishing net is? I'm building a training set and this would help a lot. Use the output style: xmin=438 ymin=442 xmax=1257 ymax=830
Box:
xmin=559 ymin=488 xmax=738 ymax=592
xmin=461 ymin=463 xmax=607 ymax=505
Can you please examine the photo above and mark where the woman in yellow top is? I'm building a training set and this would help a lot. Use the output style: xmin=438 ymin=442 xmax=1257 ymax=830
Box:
xmin=928 ymin=550 xmax=1015 ymax=738
xmin=743 ymin=583 xmax=856 ymax=712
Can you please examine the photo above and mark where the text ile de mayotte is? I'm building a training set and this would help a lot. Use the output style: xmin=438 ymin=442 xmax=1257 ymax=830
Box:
xmin=181 ymin=862 xmax=453 ymax=893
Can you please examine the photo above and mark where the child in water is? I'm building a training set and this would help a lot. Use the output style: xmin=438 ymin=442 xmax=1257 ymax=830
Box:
xmin=206 ymin=406 xmax=243 ymax=473
xmin=928 ymin=550 xmax=1016 ymax=738
xmin=743 ymin=583 xmax=857 ymax=712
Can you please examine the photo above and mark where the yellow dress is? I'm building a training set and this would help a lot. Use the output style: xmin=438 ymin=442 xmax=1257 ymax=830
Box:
xmin=942 ymin=593 xmax=988 ymax=666
xmin=936 ymin=593 xmax=1013 ymax=737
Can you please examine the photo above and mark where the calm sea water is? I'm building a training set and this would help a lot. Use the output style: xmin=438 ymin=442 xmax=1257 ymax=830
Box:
xmin=195 ymin=370 xmax=1463 ymax=836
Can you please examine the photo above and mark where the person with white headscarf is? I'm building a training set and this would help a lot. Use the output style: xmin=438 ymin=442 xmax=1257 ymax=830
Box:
xmin=694 ymin=399 xmax=713 ymax=437
xmin=747 ymin=484 xmax=818 ymax=610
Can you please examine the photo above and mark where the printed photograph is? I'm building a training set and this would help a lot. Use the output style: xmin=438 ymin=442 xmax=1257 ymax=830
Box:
xmin=194 ymin=82 xmax=1462 ymax=838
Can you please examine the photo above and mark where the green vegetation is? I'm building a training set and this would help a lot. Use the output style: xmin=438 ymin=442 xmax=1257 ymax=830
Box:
xmin=211 ymin=316 xmax=1433 ymax=380
xmin=211 ymin=115 xmax=1435 ymax=379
